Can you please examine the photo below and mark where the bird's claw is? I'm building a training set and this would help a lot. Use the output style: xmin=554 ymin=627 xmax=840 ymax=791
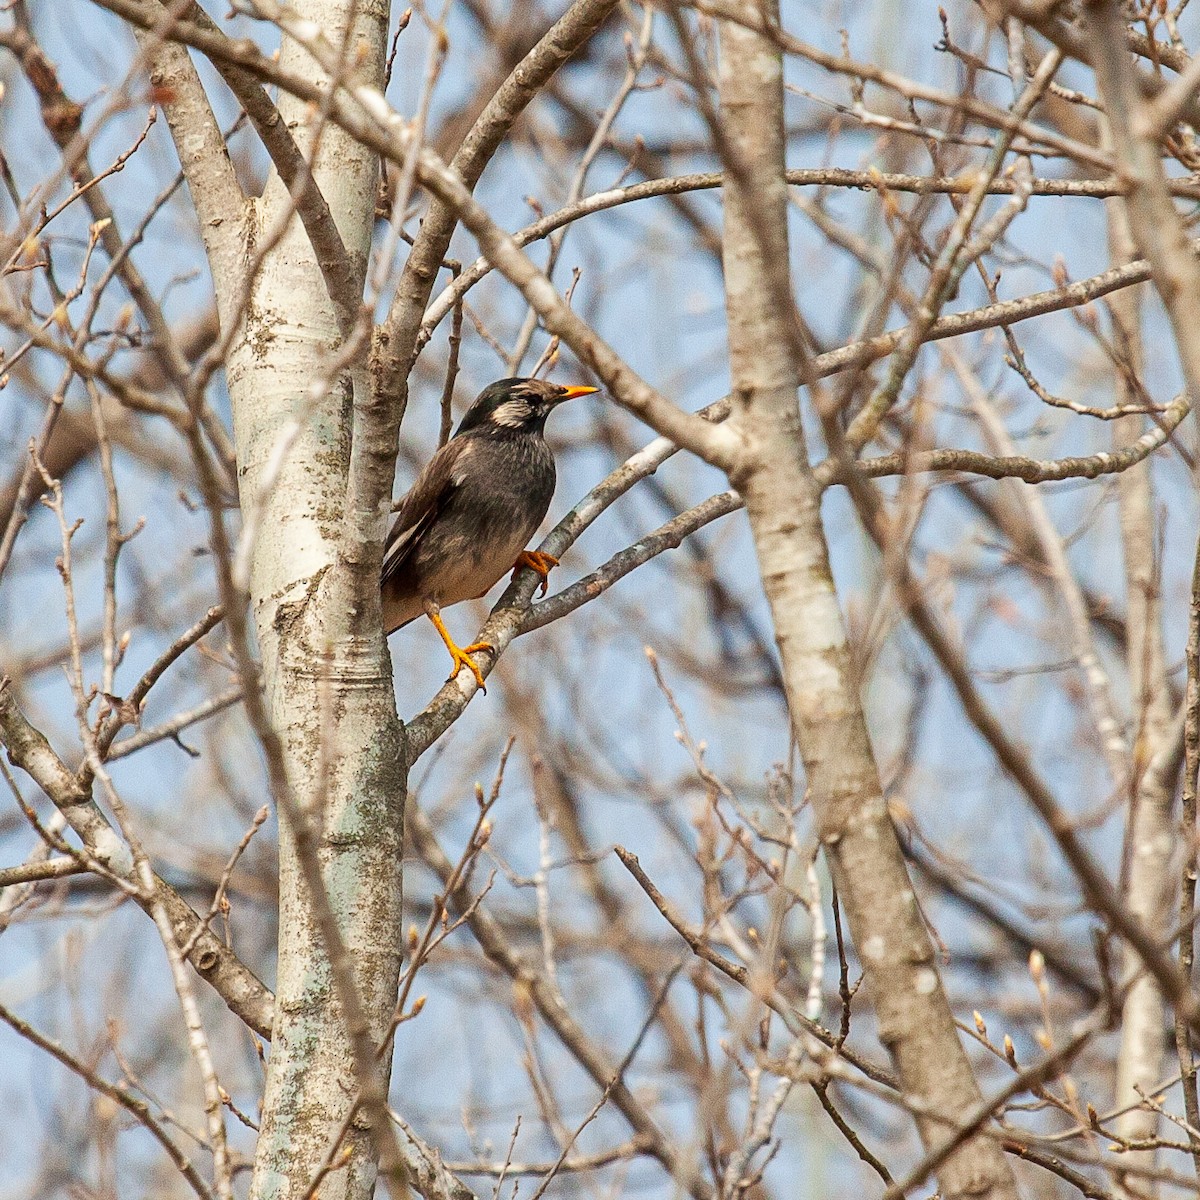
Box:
xmin=513 ymin=550 xmax=559 ymax=596
xmin=447 ymin=640 xmax=492 ymax=692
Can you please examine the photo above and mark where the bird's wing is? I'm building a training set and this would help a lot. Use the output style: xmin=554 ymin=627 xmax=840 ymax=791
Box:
xmin=381 ymin=437 xmax=467 ymax=585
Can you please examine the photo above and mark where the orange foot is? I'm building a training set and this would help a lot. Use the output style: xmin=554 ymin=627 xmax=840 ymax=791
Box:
xmin=427 ymin=609 xmax=491 ymax=692
xmin=513 ymin=549 xmax=559 ymax=596
xmin=446 ymin=639 xmax=493 ymax=692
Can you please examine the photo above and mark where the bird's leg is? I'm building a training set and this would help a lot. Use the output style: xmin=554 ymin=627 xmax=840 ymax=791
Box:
xmin=424 ymin=601 xmax=491 ymax=692
xmin=512 ymin=549 xmax=559 ymax=596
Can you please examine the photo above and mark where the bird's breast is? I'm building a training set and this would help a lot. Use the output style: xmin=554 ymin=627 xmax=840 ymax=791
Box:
xmin=422 ymin=434 xmax=556 ymax=607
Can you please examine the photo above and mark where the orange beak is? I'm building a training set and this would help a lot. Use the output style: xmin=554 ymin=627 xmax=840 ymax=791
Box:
xmin=558 ymin=384 xmax=600 ymax=401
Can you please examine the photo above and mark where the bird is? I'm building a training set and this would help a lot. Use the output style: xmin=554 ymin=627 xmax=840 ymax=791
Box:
xmin=382 ymin=376 xmax=599 ymax=690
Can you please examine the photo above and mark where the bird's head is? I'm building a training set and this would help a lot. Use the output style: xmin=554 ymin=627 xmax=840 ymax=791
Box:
xmin=455 ymin=377 xmax=599 ymax=437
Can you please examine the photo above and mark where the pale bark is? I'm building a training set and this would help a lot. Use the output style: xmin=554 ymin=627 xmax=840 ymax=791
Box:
xmin=213 ymin=1 xmax=406 ymax=1198
xmin=714 ymin=3 xmax=1018 ymax=1197
xmin=1079 ymin=8 xmax=1200 ymax=1182
xmin=1108 ymin=178 xmax=1176 ymax=1190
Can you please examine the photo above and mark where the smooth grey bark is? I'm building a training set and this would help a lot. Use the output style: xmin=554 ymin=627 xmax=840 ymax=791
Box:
xmin=714 ymin=3 xmax=1019 ymax=1197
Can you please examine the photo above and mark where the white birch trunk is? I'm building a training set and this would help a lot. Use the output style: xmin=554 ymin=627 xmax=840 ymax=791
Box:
xmin=218 ymin=2 xmax=405 ymax=1197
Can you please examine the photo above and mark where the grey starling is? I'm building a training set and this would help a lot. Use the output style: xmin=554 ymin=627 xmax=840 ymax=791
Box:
xmin=382 ymin=376 xmax=599 ymax=689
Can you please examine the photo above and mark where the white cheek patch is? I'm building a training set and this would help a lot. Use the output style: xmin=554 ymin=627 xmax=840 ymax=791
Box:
xmin=491 ymin=400 xmax=531 ymax=428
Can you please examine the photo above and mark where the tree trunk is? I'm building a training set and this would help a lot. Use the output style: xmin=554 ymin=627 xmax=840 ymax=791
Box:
xmin=716 ymin=4 xmax=1019 ymax=1196
xmin=219 ymin=2 xmax=406 ymax=1197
